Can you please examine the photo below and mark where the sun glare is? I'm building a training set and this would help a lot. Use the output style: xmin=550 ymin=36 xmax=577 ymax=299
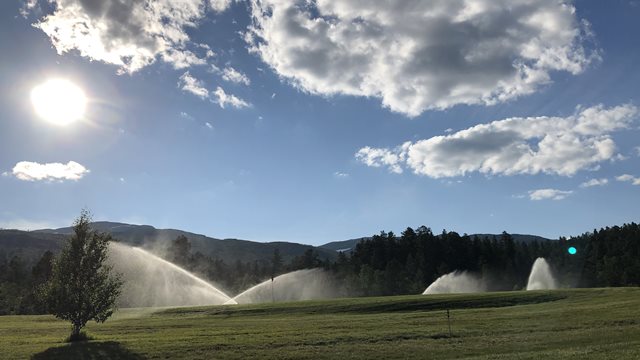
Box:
xmin=31 ymin=79 xmax=87 ymax=126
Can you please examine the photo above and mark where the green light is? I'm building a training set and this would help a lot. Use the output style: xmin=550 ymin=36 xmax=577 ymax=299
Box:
xmin=568 ymin=246 xmax=577 ymax=255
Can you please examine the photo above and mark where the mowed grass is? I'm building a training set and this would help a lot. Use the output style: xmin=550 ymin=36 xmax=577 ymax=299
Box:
xmin=1 ymin=288 xmax=639 ymax=359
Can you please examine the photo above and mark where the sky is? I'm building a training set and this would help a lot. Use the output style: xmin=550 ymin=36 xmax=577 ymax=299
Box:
xmin=1 ymin=0 xmax=639 ymax=245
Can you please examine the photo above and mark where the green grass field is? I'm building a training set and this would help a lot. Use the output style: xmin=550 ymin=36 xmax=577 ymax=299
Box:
xmin=1 ymin=288 xmax=639 ymax=359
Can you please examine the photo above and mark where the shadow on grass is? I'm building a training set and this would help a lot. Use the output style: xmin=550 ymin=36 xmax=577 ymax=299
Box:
xmin=32 ymin=341 xmax=145 ymax=360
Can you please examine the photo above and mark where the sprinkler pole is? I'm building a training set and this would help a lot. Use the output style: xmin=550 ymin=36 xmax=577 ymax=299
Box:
xmin=271 ymin=276 xmax=275 ymax=303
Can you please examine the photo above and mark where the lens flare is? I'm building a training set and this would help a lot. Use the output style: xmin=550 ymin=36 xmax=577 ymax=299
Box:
xmin=568 ymin=246 xmax=577 ymax=255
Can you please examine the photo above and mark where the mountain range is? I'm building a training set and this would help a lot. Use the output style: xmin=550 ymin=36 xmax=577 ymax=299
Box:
xmin=0 ymin=221 xmax=552 ymax=264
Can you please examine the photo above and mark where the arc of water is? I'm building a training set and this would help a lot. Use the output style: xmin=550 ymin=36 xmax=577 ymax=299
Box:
xmin=110 ymin=244 xmax=336 ymax=307
xmin=109 ymin=242 xmax=234 ymax=306
xmin=128 ymin=246 xmax=234 ymax=301
xmin=422 ymin=271 xmax=485 ymax=295
xmin=230 ymin=268 xmax=332 ymax=304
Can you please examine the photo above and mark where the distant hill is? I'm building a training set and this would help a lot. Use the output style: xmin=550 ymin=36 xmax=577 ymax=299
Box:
xmin=320 ymin=233 xmax=553 ymax=253
xmin=2 ymin=221 xmax=554 ymax=265
xmin=28 ymin=221 xmax=338 ymax=264
xmin=470 ymin=233 xmax=553 ymax=243
xmin=320 ymin=237 xmax=371 ymax=252
xmin=0 ymin=230 xmax=66 ymax=264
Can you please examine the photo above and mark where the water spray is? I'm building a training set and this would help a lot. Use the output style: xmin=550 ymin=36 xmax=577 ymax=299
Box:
xmin=526 ymin=258 xmax=557 ymax=291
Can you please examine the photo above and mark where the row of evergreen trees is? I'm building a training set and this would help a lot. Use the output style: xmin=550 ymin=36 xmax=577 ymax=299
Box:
xmin=327 ymin=223 xmax=639 ymax=296
xmin=329 ymin=228 xmax=575 ymax=296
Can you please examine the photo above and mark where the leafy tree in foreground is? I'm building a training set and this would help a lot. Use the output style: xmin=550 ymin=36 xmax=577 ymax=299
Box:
xmin=41 ymin=210 xmax=123 ymax=341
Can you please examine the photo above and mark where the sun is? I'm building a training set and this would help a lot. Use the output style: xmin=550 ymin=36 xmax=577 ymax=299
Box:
xmin=31 ymin=79 xmax=87 ymax=126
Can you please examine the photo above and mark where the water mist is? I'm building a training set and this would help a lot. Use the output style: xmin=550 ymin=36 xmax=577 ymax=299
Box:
xmin=229 ymin=269 xmax=337 ymax=304
xmin=423 ymin=271 xmax=485 ymax=294
xmin=526 ymin=257 xmax=557 ymax=290
xmin=108 ymin=242 xmax=234 ymax=307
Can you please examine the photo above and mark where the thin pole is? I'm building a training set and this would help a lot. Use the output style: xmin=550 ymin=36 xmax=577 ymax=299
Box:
xmin=447 ymin=309 xmax=452 ymax=337
xmin=271 ymin=276 xmax=275 ymax=303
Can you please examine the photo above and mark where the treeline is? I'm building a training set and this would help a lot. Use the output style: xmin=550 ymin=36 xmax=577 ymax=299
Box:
xmin=167 ymin=223 xmax=640 ymax=298
xmin=0 ymin=235 xmax=325 ymax=315
xmin=327 ymin=223 xmax=639 ymax=296
xmin=328 ymin=227 xmax=577 ymax=296
xmin=0 ymin=251 xmax=54 ymax=315
xmin=165 ymin=235 xmax=327 ymax=295
xmin=1 ymin=222 xmax=638 ymax=315
xmin=579 ymin=223 xmax=640 ymax=287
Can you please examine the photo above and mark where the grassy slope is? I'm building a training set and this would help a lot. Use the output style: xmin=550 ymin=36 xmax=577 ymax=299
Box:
xmin=1 ymin=288 xmax=639 ymax=359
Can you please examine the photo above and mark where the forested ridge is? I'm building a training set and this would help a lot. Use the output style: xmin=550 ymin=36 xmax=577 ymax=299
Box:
xmin=1 ymin=222 xmax=638 ymax=315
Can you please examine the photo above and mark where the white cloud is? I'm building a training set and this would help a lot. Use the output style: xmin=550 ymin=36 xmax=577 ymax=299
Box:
xmin=212 ymin=86 xmax=251 ymax=109
xmin=356 ymin=104 xmax=638 ymax=178
xmin=20 ymin=0 xmax=38 ymax=17
xmin=579 ymin=178 xmax=608 ymax=188
xmin=179 ymin=72 xmax=209 ymax=99
xmin=161 ymin=49 xmax=207 ymax=69
xmin=205 ymin=122 xmax=213 ymax=129
xmin=333 ymin=171 xmax=349 ymax=178
xmin=355 ymin=144 xmax=409 ymax=174
xmin=248 ymin=0 xmax=598 ymax=116
xmin=197 ymin=43 xmax=216 ymax=58
xmin=10 ymin=161 xmax=89 ymax=181
xmin=529 ymin=189 xmax=573 ymax=201
xmin=179 ymin=73 xmax=251 ymax=109
xmin=180 ymin=111 xmax=195 ymax=120
xmin=209 ymin=0 xmax=232 ymax=12
xmin=222 ymin=67 xmax=251 ymax=85
xmin=635 ymin=146 xmax=640 ymax=157
xmin=616 ymin=174 xmax=640 ymax=185
xmin=30 ymin=0 xmax=231 ymax=74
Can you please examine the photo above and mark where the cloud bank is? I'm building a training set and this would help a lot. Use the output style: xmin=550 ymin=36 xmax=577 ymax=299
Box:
xmin=356 ymin=104 xmax=638 ymax=178
xmin=28 ymin=0 xmax=601 ymax=116
xmin=248 ymin=0 xmax=598 ymax=116
xmin=32 ymin=0 xmax=231 ymax=74
xmin=9 ymin=161 xmax=89 ymax=181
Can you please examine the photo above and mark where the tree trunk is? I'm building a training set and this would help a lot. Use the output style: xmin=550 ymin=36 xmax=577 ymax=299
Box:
xmin=70 ymin=322 xmax=82 ymax=341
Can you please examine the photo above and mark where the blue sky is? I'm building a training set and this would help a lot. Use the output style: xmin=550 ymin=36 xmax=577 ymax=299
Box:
xmin=1 ymin=0 xmax=639 ymax=245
